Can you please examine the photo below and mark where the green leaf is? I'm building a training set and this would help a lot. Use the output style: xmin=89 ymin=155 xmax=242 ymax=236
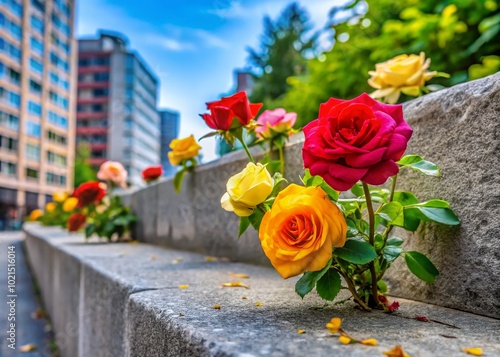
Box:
xmin=173 ymin=168 xmax=186 ymax=194
xmin=377 ymin=201 xmax=404 ymax=224
xmin=238 ymin=217 xmax=251 ymax=238
xmin=316 ymin=269 xmax=341 ymax=301
xmin=393 ymin=191 xmax=419 ymax=206
xmin=400 ymin=209 xmax=421 ymax=231
xmin=350 ymin=183 xmax=364 ymax=197
xmin=301 ymin=169 xmax=312 ymax=184
xmin=412 ymin=199 xmax=450 ymax=208
xmin=320 ymin=181 xmax=339 ymax=201
xmin=377 ymin=279 xmax=388 ymax=293
xmin=404 ymin=251 xmax=439 ymax=283
xmin=198 ymin=131 xmax=219 ymax=141
xmin=412 ymin=207 xmax=460 ymax=225
xmin=333 ymin=240 xmax=377 ymax=265
xmin=295 ymin=258 xmax=332 ymax=299
xmin=248 ymin=209 xmax=264 ymax=230
xmin=84 ymin=223 xmax=95 ymax=238
xmin=383 ymin=246 xmax=402 ymax=263
xmin=272 ymin=134 xmax=286 ymax=148
xmin=386 ymin=237 xmax=403 ymax=247
xmin=397 ymin=155 xmax=440 ymax=176
xmin=267 ymin=160 xmax=282 ymax=174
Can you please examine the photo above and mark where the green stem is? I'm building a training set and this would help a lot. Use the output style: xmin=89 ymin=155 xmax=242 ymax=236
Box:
xmin=362 ymin=182 xmax=380 ymax=308
xmin=335 ymin=267 xmax=371 ymax=312
xmin=278 ymin=144 xmax=285 ymax=176
xmin=389 ymin=174 xmax=398 ymax=202
xmin=238 ymin=137 xmax=255 ymax=164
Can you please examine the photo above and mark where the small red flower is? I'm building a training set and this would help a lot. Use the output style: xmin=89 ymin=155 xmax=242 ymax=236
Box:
xmin=200 ymin=91 xmax=263 ymax=131
xmin=142 ymin=165 xmax=163 ymax=182
xmin=73 ymin=181 xmax=106 ymax=207
xmin=68 ymin=213 xmax=86 ymax=232
xmin=388 ymin=301 xmax=400 ymax=312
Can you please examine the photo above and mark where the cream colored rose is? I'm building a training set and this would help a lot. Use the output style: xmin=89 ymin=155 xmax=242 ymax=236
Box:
xmin=97 ymin=161 xmax=128 ymax=188
xmin=368 ymin=52 xmax=437 ymax=103
xmin=221 ymin=163 xmax=274 ymax=217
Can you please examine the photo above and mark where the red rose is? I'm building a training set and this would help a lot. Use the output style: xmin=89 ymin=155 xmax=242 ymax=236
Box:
xmin=302 ymin=93 xmax=412 ymax=191
xmin=73 ymin=181 xmax=106 ymax=207
xmin=200 ymin=91 xmax=263 ymax=131
xmin=142 ymin=165 xmax=163 ymax=182
xmin=68 ymin=213 xmax=86 ymax=232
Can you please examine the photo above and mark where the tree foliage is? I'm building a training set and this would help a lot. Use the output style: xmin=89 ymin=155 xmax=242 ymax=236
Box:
xmin=247 ymin=2 xmax=317 ymax=103
xmin=264 ymin=0 xmax=500 ymax=128
xmin=73 ymin=143 xmax=97 ymax=188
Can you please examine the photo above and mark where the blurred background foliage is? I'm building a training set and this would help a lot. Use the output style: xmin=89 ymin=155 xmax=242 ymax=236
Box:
xmin=247 ymin=0 xmax=500 ymax=128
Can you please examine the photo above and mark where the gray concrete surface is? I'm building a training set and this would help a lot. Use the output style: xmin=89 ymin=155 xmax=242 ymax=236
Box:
xmin=24 ymin=224 xmax=500 ymax=357
xmin=0 ymin=232 xmax=55 ymax=357
xmin=124 ymin=72 xmax=500 ymax=318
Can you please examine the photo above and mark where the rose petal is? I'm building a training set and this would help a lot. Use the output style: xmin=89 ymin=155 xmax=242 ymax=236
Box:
xmin=361 ymin=160 xmax=399 ymax=186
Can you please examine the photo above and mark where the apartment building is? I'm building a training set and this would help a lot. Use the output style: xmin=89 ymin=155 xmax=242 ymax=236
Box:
xmin=159 ymin=109 xmax=179 ymax=177
xmin=0 ymin=0 xmax=76 ymax=226
xmin=77 ymin=31 xmax=160 ymax=187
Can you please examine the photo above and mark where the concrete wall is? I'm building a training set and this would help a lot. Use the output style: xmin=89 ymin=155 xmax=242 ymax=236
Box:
xmin=126 ymin=72 xmax=500 ymax=318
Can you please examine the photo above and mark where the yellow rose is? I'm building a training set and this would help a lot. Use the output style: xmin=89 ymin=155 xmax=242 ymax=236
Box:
xmin=221 ymin=163 xmax=274 ymax=217
xmin=63 ymin=197 xmax=79 ymax=212
xmin=168 ymin=135 xmax=201 ymax=166
xmin=52 ymin=191 xmax=68 ymax=203
xmin=45 ymin=202 xmax=56 ymax=212
xmin=29 ymin=209 xmax=43 ymax=221
xmin=368 ymin=52 xmax=437 ymax=103
xmin=258 ymin=184 xmax=347 ymax=279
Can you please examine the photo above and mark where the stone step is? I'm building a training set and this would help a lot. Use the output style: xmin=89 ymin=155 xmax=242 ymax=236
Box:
xmin=24 ymin=224 xmax=500 ymax=357
xmin=125 ymin=72 xmax=500 ymax=319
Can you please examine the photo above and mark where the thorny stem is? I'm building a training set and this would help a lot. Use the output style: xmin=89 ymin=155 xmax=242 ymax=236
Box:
xmin=362 ymin=182 xmax=380 ymax=308
xmin=334 ymin=267 xmax=371 ymax=312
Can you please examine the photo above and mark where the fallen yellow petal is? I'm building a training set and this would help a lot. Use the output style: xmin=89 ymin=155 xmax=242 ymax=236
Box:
xmin=229 ymin=273 xmax=250 ymax=279
xmin=297 ymin=329 xmax=306 ymax=334
xmin=172 ymin=257 xmax=183 ymax=264
xmin=361 ymin=338 xmax=378 ymax=346
xmin=179 ymin=285 xmax=189 ymax=289
xmin=339 ymin=336 xmax=351 ymax=345
xmin=463 ymin=347 xmax=483 ymax=356
xmin=19 ymin=344 xmax=37 ymax=352
xmin=383 ymin=345 xmax=410 ymax=357
xmin=221 ymin=281 xmax=250 ymax=289
xmin=326 ymin=317 xmax=342 ymax=333
xmin=242 ymin=296 xmax=248 ymax=300
xmin=130 ymin=240 xmax=139 ymax=245
xmin=205 ymin=256 xmax=217 ymax=261
xmin=255 ymin=302 xmax=263 ymax=306
xmin=213 ymin=304 xmax=221 ymax=309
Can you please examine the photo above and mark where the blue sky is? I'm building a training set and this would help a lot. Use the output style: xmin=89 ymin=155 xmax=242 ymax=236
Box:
xmin=77 ymin=0 xmax=342 ymax=161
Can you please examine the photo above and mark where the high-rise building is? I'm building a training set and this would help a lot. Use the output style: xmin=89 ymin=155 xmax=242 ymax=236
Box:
xmin=158 ymin=109 xmax=179 ymax=177
xmin=0 ymin=0 xmax=77 ymax=226
xmin=77 ymin=31 xmax=160 ymax=187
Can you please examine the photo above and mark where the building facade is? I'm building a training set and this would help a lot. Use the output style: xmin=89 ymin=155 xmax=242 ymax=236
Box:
xmin=0 ymin=0 xmax=77 ymax=226
xmin=158 ymin=109 xmax=179 ymax=177
xmin=77 ymin=31 xmax=160 ymax=187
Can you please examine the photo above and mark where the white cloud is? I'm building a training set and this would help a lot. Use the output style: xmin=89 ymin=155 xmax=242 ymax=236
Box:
xmin=151 ymin=25 xmax=229 ymax=52
xmin=159 ymin=38 xmax=196 ymax=52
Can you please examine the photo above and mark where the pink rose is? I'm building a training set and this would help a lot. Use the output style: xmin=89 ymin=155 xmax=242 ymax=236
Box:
xmin=97 ymin=161 xmax=128 ymax=188
xmin=255 ymin=108 xmax=297 ymax=139
xmin=302 ymin=93 xmax=412 ymax=191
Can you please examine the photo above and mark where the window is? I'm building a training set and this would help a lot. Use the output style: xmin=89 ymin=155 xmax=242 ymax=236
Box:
xmin=31 ymin=0 xmax=45 ymax=13
xmin=28 ymin=101 xmax=42 ymax=116
xmin=26 ymin=168 xmax=39 ymax=179
xmin=0 ymin=36 xmax=21 ymax=60
xmin=30 ymin=36 xmax=44 ymax=55
xmin=0 ymin=160 xmax=16 ymax=176
xmin=26 ymin=121 xmax=41 ymax=137
xmin=0 ymin=61 xmax=3 ymax=78
xmin=8 ymin=20 xmax=21 ymax=40
xmin=46 ymin=172 xmax=66 ymax=186
xmin=50 ymin=32 xmax=70 ymax=54
xmin=0 ymin=110 xmax=19 ymax=131
xmin=7 ymin=91 xmax=20 ymax=108
xmin=30 ymin=58 xmax=43 ymax=74
xmin=25 ymin=144 xmax=40 ymax=160
xmin=8 ymin=68 xmax=20 ymax=84
xmin=47 ymin=131 xmax=67 ymax=145
xmin=30 ymin=15 xmax=44 ymax=34
xmin=78 ymin=57 xmax=109 ymax=67
xmin=47 ymin=151 xmax=67 ymax=166
xmin=94 ymin=72 xmax=109 ymax=81
xmin=29 ymin=79 xmax=42 ymax=94
xmin=50 ymin=52 xmax=69 ymax=72
xmin=48 ymin=111 xmax=67 ymax=128
xmin=93 ymin=89 xmax=109 ymax=97
xmin=51 ymin=12 xmax=70 ymax=36
xmin=9 ymin=1 xmax=23 ymax=17
xmin=50 ymin=71 xmax=69 ymax=91
xmin=49 ymin=91 xmax=68 ymax=109
xmin=0 ymin=135 xmax=17 ymax=151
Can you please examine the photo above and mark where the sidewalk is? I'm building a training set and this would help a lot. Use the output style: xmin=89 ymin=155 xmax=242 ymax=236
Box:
xmin=0 ymin=231 xmax=55 ymax=357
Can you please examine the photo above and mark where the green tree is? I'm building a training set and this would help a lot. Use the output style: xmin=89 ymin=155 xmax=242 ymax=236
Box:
xmin=73 ymin=143 xmax=97 ymax=188
xmin=247 ymin=2 xmax=317 ymax=104
xmin=279 ymin=0 xmax=500 ymax=127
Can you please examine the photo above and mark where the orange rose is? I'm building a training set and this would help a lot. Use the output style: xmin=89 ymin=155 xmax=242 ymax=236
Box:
xmin=258 ymin=184 xmax=347 ymax=279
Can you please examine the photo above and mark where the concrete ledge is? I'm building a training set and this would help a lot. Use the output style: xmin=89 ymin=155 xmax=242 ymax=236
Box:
xmin=125 ymin=72 xmax=500 ymax=318
xmin=24 ymin=224 xmax=500 ymax=357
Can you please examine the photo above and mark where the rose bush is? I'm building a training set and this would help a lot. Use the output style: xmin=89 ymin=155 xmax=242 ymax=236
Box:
xmin=255 ymin=108 xmax=297 ymax=139
xmin=368 ymin=52 xmax=437 ymax=104
xmin=201 ymin=91 xmax=262 ymax=131
xmin=168 ymin=135 xmax=201 ymax=166
xmin=258 ymin=184 xmax=347 ymax=279
xmin=68 ymin=213 xmax=86 ymax=232
xmin=302 ymin=93 xmax=412 ymax=191
xmin=221 ymin=163 xmax=274 ymax=217
xmin=97 ymin=161 xmax=128 ymax=188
